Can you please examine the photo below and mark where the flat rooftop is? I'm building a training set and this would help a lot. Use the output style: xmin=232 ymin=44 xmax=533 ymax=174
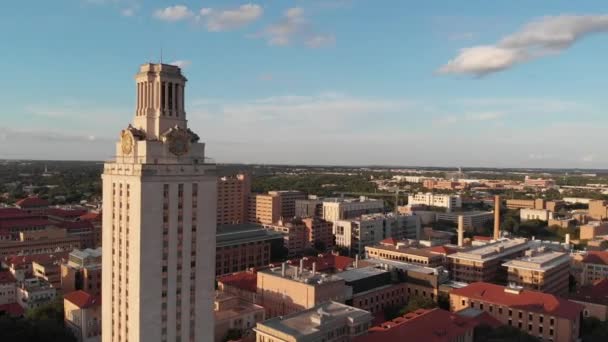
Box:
xmin=70 ymin=247 xmax=102 ymax=259
xmin=363 ymin=258 xmax=442 ymax=275
xmin=217 ymin=223 xmax=283 ymax=247
xmin=502 ymin=251 xmax=569 ymax=272
xmin=257 ymin=301 xmax=370 ymax=338
xmin=259 ymin=264 xmax=344 ymax=285
xmin=448 ymin=238 xmax=530 ymax=262
xmin=335 ymin=266 xmax=388 ymax=283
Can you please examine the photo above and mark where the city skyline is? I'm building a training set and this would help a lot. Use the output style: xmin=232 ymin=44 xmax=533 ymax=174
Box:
xmin=2 ymin=1 xmax=608 ymax=168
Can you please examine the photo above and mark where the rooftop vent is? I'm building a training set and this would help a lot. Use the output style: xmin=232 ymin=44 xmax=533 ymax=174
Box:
xmin=504 ymin=283 xmax=524 ymax=295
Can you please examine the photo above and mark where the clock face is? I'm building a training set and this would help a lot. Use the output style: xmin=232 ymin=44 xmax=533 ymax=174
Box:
xmin=168 ymin=134 xmax=189 ymax=156
xmin=121 ymin=132 xmax=134 ymax=155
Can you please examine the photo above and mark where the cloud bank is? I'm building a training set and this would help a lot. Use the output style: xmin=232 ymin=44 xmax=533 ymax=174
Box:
xmin=439 ymin=15 xmax=608 ymax=76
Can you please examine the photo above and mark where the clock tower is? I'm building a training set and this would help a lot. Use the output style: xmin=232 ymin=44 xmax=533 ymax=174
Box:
xmin=102 ymin=63 xmax=217 ymax=342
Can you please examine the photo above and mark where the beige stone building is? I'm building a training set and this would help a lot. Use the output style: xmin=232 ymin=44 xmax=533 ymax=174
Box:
xmin=102 ymin=63 xmax=217 ymax=342
xmin=60 ymin=248 xmax=102 ymax=296
xmin=448 ymin=238 xmax=530 ymax=283
xmin=214 ymin=292 xmax=265 ymax=342
xmin=502 ymin=248 xmax=570 ymax=296
xmin=0 ymin=271 xmax=17 ymax=305
xmin=17 ymin=278 xmax=56 ymax=310
xmin=450 ymin=282 xmax=583 ymax=342
xmin=322 ymin=197 xmax=384 ymax=223
xmin=64 ymin=290 xmax=101 ymax=342
xmin=506 ymin=198 xmax=546 ymax=210
xmin=569 ymin=279 xmax=608 ymax=322
xmin=217 ymin=173 xmax=250 ymax=226
xmin=0 ymin=227 xmax=82 ymax=257
xmin=334 ymin=213 xmax=420 ymax=257
xmin=364 ymin=240 xmax=444 ymax=267
xmin=256 ymin=263 xmax=350 ymax=318
xmin=254 ymin=301 xmax=372 ymax=342
xmin=580 ymin=251 xmax=608 ymax=285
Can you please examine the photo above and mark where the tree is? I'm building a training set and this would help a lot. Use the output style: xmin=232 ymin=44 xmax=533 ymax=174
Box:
xmin=0 ymin=317 xmax=77 ymax=342
xmin=25 ymin=298 xmax=64 ymax=323
xmin=474 ymin=324 xmax=539 ymax=342
xmin=437 ymin=293 xmax=450 ymax=310
xmin=313 ymin=240 xmax=327 ymax=253
xmin=569 ymin=274 xmax=577 ymax=293
xmin=223 ymin=328 xmax=243 ymax=342
xmin=398 ymin=295 xmax=437 ymax=316
xmin=581 ymin=317 xmax=608 ymax=342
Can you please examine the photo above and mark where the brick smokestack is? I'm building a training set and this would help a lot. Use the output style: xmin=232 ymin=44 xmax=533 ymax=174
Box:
xmin=457 ymin=215 xmax=464 ymax=247
xmin=494 ymin=195 xmax=501 ymax=240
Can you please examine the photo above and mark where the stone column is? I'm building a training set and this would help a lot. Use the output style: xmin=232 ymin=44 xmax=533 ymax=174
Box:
xmin=181 ymin=84 xmax=185 ymax=115
xmin=164 ymin=82 xmax=169 ymax=113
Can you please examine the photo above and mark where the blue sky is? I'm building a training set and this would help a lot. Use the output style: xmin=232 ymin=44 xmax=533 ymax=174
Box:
xmin=1 ymin=0 xmax=608 ymax=168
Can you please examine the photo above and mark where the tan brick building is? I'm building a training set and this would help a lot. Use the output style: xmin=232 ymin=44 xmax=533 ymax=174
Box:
xmin=214 ymin=292 xmax=264 ymax=342
xmin=256 ymin=263 xmax=350 ymax=318
xmin=580 ymin=222 xmax=608 ymax=240
xmin=217 ymin=173 xmax=250 ymax=226
xmin=588 ymin=200 xmax=608 ymax=220
xmin=502 ymin=248 xmax=570 ymax=296
xmin=448 ymin=238 xmax=530 ymax=283
xmin=249 ymin=193 xmax=281 ymax=225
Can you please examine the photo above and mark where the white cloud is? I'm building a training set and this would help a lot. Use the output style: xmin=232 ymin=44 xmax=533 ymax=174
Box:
xmin=434 ymin=111 xmax=503 ymax=124
xmin=439 ymin=15 xmax=608 ymax=76
xmin=256 ymin=7 xmax=333 ymax=47
xmin=154 ymin=5 xmax=194 ymax=22
xmin=198 ymin=4 xmax=263 ymax=32
xmin=121 ymin=7 xmax=136 ymax=17
xmin=306 ymin=34 xmax=336 ymax=48
xmin=582 ymin=154 xmax=595 ymax=162
xmin=170 ymin=60 xmax=192 ymax=69
xmin=439 ymin=45 xmax=528 ymax=76
xmin=259 ymin=7 xmax=306 ymax=46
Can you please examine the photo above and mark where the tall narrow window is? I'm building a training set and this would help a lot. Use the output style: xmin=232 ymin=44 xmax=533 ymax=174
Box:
xmin=168 ymin=82 xmax=173 ymax=112
xmin=161 ymin=82 xmax=166 ymax=112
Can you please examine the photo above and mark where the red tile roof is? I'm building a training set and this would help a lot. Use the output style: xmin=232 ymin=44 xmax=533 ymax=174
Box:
xmin=64 ymin=290 xmax=100 ymax=309
xmin=57 ymin=220 xmax=94 ymax=230
xmin=0 ymin=217 xmax=53 ymax=230
xmin=5 ymin=252 xmax=70 ymax=268
xmin=451 ymin=282 xmax=584 ymax=320
xmin=0 ymin=271 xmax=17 ymax=284
xmin=217 ymin=271 xmax=257 ymax=293
xmin=0 ymin=303 xmax=25 ymax=317
xmin=569 ymin=279 xmax=608 ymax=306
xmin=286 ymin=253 xmax=354 ymax=272
xmin=426 ymin=245 xmax=458 ymax=255
xmin=582 ymin=251 xmax=608 ymax=266
xmin=79 ymin=212 xmax=101 ymax=221
xmin=0 ymin=208 xmax=30 ymax=219
xmin=47 ymin=208 xmax=87 ymax=219
xmin=353 ymin=308 xmax=480 ymax=342
xmin=15 ymin=197 xmax=49 ymax=208
xmin=380 ymin=238 xmax=398 ymax=246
